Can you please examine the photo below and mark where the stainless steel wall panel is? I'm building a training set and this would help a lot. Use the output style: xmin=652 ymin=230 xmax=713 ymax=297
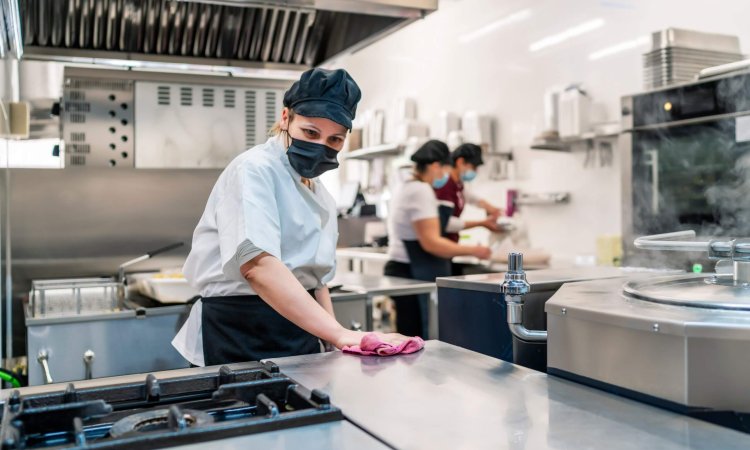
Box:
xmin=62 ymin=75 xmax=135 ymax=168
xmin=26 ymin=307 xmax=189 ymax=385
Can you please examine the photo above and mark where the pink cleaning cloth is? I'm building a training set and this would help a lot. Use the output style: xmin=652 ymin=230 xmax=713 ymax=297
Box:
xmin=343 ymin=333 xmax=425 ymax=356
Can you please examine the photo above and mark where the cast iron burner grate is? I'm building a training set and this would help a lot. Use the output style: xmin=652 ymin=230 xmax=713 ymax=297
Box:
xmin=0 ymin=362 xmax=342 ymax=449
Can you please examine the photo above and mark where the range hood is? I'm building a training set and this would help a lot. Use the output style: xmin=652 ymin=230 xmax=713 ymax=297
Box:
xmin=11 ymin=0 xmax=436 ymax=69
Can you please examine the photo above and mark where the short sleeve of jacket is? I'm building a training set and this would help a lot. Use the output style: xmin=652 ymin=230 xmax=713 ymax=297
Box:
xmin=408 ymin=182 xmax=439 ymax=223
xmin=216 ymin=161 xmax=282 ymax=282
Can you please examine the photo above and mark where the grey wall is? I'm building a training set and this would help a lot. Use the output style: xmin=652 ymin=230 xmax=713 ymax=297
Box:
xmin=5 ymin=168 xmax=220 ymax=291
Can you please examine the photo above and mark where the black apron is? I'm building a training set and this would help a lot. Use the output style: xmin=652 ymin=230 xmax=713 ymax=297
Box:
xmin=401 ymin=202 xmax=454 ymax=281
xmin=201 ymin=291 xmax=320 ymax=366
xmin=387 ymin=202 xmax=454 ymax=338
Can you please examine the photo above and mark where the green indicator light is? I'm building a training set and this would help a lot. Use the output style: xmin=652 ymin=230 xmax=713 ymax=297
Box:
xmin=692 ymin=264 xmax=703 ymax=274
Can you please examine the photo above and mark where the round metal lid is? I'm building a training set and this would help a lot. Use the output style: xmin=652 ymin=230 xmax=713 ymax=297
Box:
xmin=623 ymin=274 xmax=750 ymax=311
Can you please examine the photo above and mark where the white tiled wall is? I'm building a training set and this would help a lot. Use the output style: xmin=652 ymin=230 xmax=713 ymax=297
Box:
xmin=331 ymin=0 xmax=750 ymax=261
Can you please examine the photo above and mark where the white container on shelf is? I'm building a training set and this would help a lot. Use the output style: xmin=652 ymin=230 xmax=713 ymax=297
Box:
xmin=447 ymin=130 xmax=464 ymax=150
xmin=368 ymin=110 xmax=385 ymax=146
xmin=395 ymin=120 xmax=429 ymax=142
xmin=543 ymin=86 xmax=564 ymax=131
xmin=462 ymin=111 xmax=494 ymax=149
xmin=558 ymin=86 xmax=591 ymax=139
xmin=434 ymin=111 xmax=461 ymax=141
xmin=395 ymin=97 xmax=417 ymax=120
xmin=358 ymin=110 xmax=373 ymax=148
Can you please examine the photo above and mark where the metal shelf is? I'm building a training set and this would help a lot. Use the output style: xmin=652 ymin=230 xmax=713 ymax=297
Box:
xmin=530 ymin=140 xmax=570 ymax=151
xmin=530 ymin=132 xmax=619 ymax=151
xmin=343 ymin=143 xmax=403 ymax=160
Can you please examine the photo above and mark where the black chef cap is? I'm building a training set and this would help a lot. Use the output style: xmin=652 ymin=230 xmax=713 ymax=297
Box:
xmin=283 ymin=68 xmax=362 ymax=130
xmin=411 ymin=140 xmax=450 ymax=166
xmin=451 ymin=143 xmax=484 ymax=167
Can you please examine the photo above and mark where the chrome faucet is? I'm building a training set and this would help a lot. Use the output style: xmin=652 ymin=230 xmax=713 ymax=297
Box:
xmin=501 ymin=253 xmax=547 ymax=341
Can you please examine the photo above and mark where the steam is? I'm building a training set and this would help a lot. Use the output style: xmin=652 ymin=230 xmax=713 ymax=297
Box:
xmin=704 ymin=152 xmax=750 ymax=237
xmin=625 ymin=74 xmax=750 ymax=270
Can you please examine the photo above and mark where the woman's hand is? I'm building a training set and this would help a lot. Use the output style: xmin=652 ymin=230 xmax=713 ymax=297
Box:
xmin=472 ymin=245 xmax=492 ymax=260
xmin=332 ymin=329 xmax=413 ymax=349
xmin=372 ymin=331 xmax=412 ymax=346
xmin=485 ymin=205 xmax=502 ymax=218
xmin=481 ymin=217 xmax=501 ymax=232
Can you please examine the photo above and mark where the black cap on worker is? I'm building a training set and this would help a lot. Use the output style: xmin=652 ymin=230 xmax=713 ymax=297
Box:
xmin=451 ymin=143 xmax=484 ymax=167
xmin=411 ymin=140 xmax=451 ymax=166
xmin=283 ymin=68 xmax=362 ymax=130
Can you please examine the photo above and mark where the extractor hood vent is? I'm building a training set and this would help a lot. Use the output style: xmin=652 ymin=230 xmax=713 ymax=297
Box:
xmin=17 ymin=0 xmax=436 ymax=69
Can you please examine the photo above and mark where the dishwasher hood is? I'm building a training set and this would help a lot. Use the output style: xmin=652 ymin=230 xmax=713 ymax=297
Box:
xmin=11 ymin=0 xmax=436 ymax=69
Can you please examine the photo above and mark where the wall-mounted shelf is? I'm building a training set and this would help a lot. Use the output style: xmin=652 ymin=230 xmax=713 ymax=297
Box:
xmin=343 ymin=143 xmax=404 ymax=161
xmin=530 ymin=129 xmax=620 ymax=152
xmin=515 ymin=191 xmax=570 ymax=205
xmin=530 ymin=139 xmax=570 ymax=151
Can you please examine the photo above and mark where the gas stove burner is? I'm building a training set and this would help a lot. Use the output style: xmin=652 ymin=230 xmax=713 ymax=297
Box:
xmin=0 ymin=363 xmax=343 ymax=450
xmin=109 ymin=406 xmax=214 ymax=438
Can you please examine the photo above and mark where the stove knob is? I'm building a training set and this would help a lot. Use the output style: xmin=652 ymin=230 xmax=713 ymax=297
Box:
xmin=311 ymin=389 xmax=330 ymax=406
xmin=7 ymin=390 xmax=20 ymax=412
xmin=263 ymin=361 xmax=281 ymax=374
xmin=64 ymin=384 xmax=79 ymax=403
xmin=146 ymin=374 xmax=161 ymax=401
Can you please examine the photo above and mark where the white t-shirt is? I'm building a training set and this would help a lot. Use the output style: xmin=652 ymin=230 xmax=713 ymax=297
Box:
xmin=387 ymin=180 xmax=439 ymax=263
xmin=172 ymin=136 xmax=338 ymax=366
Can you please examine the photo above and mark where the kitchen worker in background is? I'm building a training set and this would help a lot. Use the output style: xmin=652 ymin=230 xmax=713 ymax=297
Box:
xmin=384 ymin=140 xmax=492 ymax=338
xmin=172 ymin=68 xmax=410 ymax=367
xmin=435 ymin=142 xmax=504 ymax=275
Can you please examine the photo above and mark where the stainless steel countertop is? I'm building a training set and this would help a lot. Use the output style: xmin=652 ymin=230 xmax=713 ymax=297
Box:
xmin=336 ymin=247 xmax=391 ymax=262
xmin=330 ymin=271 xmax=435 ymax=297
xmin=436 ymin=266 xmax=635 ymax=293
xmin=337 ymin=247 xmax=520 ymax=272
xmin=5 ymin=342 xmax=748 ymax=449
xmin=174 ymin=421 xmax=389 ymax=449
xmin=269 ymin=340 xmax=750 ymax=449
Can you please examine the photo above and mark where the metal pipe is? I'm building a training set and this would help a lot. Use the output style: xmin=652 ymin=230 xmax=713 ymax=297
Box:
xmin=634 ymin=231 xmax=750 ymax=261
xmin=83 ymin=350 xmax=95 ymax=380
xmin=37 ymin=350 xmax=53 ymax=384
xmin=0 ymin=64 xmax=19 ymax=360
xmin=500 ymin=253 xmax=547 ymax=342
xmin=508 ymin=252 xmax=522 ymax=272
xmin=117 ymin=242 xmax=184 ymax=283
xmin=506 ymin=295 xmax=547 ymax=341
xmin=633 ymin=230 xmax=704 ymax=251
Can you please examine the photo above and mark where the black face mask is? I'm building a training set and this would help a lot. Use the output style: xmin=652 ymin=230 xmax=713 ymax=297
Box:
xmin=286 ymin=137 xmax=340 ymax=178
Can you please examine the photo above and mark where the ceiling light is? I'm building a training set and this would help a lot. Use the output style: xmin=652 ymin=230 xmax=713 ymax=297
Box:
xmin=459 ymin=9 xmax=533 ymax=44
xmin=529 ymin=18 xmax=605 ymax=52
xmin=588 ymin=35 xmax=649 ymax=60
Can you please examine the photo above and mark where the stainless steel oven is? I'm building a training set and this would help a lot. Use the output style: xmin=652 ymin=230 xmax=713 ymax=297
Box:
xmin=621 ymin=70 xmax=750 ymax=269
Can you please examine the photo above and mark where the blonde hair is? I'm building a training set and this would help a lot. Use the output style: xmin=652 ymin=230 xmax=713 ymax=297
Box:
xmin=268 ymin=109 xmax=295 ymax=136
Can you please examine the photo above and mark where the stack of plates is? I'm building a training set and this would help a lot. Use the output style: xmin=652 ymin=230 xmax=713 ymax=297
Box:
xmin=643 ymin=29 xmax=744 ymax=89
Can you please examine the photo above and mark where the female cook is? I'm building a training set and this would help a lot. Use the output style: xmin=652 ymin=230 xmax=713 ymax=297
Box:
xmin=384 ymin=140 xmax=491 ymax=338
xmin=173 ymin=68 xmax=409 ymax=366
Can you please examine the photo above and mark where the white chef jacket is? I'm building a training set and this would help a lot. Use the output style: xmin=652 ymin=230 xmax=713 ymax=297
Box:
xmin=172 ymin=135 xmax=338 ymax=366
xmin=386 ymin=180 xmax=439 ymax=264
